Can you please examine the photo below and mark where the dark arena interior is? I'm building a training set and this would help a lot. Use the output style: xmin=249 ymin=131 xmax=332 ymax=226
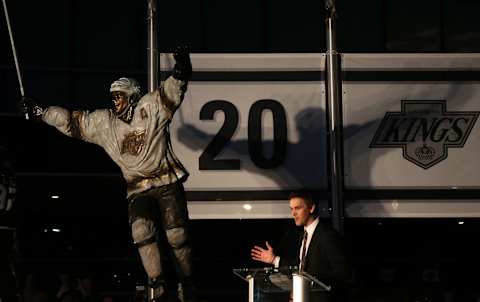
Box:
xmin=2 ymin=0 xmax=480 ymax=301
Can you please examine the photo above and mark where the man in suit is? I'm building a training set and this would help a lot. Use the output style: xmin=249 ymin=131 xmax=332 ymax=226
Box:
xmin=251 ymin=191 xmax=351 ymax=301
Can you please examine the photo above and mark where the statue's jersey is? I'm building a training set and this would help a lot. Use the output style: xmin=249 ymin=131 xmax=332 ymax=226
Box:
xmin=42 ymin=76 xmax=188 ymax=197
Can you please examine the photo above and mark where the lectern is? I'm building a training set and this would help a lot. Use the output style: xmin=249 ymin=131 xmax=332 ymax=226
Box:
xmin=233 ymin=267 xmax=330 ymax=302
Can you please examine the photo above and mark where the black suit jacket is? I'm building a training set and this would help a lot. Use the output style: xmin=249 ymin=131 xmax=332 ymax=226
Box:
xmin=278 ymin=221 xmax=351 ymax=302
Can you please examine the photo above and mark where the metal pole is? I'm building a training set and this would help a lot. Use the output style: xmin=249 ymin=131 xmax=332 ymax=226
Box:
xmin=247 ymin=275 xmax=255 ymax=302
xmin=292 ymin=273 xmax=309 ymax=302
xmin=146 ymin=3 xmax=158 ymax=301
xmin=147 ymin=0 xmax=158 ymax=92
xmin=325 ymin=0 xmax=345 ymax=234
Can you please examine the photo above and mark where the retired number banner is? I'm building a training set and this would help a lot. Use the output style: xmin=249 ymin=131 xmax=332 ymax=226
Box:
xmin=163 ymin=54 xmax=328 ymax=197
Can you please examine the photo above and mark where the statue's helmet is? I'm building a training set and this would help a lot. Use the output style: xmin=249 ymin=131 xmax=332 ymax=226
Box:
xmin=110 ymin=77 xmax=141 ymax=103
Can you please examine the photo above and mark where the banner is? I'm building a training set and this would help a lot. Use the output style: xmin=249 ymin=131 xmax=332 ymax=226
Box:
xmin=342 ymin=53 xmax=480 ymax=189
xmin=160 ymin=53 xmax=480 ymax=218
xmin=163 ymin=54 xmax=327 ymax=194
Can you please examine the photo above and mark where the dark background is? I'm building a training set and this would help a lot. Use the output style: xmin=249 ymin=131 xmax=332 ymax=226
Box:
xmin=2 ymin=0 xmax=480 ymax=301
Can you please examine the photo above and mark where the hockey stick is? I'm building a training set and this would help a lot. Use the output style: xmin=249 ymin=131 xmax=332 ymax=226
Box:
xmin=2 ymin=0 xmax=28 ymax=120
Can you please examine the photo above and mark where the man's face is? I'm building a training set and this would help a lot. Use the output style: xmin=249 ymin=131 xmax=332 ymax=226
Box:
xmin=289 ymin=197 xmax=315 ymax=227
xmin=111 ymin=91 xmax=129 ymax=114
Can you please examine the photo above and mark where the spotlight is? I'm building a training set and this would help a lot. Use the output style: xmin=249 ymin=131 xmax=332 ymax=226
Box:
xmin=243 ymin=204 xmax=252 ymax=211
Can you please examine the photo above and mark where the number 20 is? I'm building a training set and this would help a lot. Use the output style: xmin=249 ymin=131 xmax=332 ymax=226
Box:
xmin=199 ymin=99 xmax=287 ymax=170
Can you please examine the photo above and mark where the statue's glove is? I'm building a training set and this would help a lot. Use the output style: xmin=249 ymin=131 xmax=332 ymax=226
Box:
xmin=172 ymin=45 xmax=192 ymax=82
xmin=19 ymin=96 xmax=44 ymax=121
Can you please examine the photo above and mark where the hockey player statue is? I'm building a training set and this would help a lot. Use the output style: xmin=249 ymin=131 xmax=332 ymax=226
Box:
xmin=20 ymin=46 xmax=197 ymax=302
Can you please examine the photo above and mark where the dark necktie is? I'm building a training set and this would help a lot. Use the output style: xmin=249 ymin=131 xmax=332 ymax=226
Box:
xmin=299 ymin=230 xmax=308 ymax=271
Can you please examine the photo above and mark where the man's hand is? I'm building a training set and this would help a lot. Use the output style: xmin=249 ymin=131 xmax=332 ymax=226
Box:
xmin=251 ymin=241 xmax=276 ymax=265
xmin=19 ymin=96 xmax=44 ymax=121
xmin=172 ymin=45 xmax=192 ymax=82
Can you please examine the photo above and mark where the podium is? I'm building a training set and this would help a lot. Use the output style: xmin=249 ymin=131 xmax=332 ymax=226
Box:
xmin=233 ymin=267 xmax=331 ymax=302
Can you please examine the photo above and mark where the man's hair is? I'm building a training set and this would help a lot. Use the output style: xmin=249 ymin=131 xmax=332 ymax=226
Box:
xmin=288 ymin=190 xmax=317 ymax=209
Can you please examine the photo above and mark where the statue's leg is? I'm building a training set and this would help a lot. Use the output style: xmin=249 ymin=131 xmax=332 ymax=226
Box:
xmin=166 ymin=227 xmax=195 ymax=301
xmin=156 ymin=182 xmax=197 ymax=302
xmin=166 ymin=227 xmax=192 ymax=278
xmin=129 ymin=193 xmax=166 ymax=300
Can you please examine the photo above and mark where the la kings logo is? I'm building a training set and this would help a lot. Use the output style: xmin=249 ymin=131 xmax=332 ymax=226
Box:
xmin=370 ymin=100 xmax=479 ymax=169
